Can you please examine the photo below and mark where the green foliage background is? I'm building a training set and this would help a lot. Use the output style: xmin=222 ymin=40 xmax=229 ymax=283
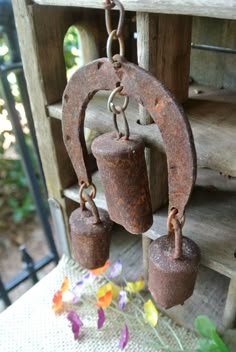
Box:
xmin=0 ymin=26 xmax=80 ymax=225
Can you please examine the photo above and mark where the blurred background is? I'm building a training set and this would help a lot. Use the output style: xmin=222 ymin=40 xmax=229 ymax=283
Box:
xmin=0 ymin=0 xmax=80 ymax=310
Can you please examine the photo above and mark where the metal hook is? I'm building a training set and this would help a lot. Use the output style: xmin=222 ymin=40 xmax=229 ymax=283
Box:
xmin=104 ymin=0 xmax=125 ymax=38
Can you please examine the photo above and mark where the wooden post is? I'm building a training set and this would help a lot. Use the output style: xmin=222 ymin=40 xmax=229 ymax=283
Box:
xmin=223 ymin=279 xmax=236 ymax=329
xmin=12 ymin=2 xmax=78 ymax=254
xmin=137 ymin=13 xmax=166 ymax=283
xmin=156 ymin=14 xmax=192 ymax=104
xmin=136 ymin=12 xmax=192 ymax=282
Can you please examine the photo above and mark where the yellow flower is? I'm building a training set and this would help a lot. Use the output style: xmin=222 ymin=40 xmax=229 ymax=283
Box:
xmin=144 ymin=299 xmax=158 ymax=327
xmin=97 ymin=282 xmax=120 ymax=299
xmin=125 ymin=280 xmax=145 ymax=293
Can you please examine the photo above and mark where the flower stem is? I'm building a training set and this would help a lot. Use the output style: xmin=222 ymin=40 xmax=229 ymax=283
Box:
xmin=162 ymin=319 xmax=184 ymax=351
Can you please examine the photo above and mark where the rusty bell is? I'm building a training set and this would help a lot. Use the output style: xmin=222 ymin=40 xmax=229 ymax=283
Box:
xmin=148 ymin=220 xmax=200 ymax=309
xmin=91 ymin=132 xmax=153 ymax=234
xmin=69 ymin=206 xmax=113 ymax=270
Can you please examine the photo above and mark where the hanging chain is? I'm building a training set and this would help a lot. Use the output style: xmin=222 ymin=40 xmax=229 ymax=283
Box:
xmin=103 ymin=0 xmax=125 ymax=66
xmin=107 ymin=85 xmax=130 ymax=140
xmin=103 ymin=1 xmax=130 ymax=140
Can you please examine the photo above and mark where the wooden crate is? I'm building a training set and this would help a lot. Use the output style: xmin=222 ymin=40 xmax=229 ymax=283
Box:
xmin=12 ymin=0 xmax=236 ymax=332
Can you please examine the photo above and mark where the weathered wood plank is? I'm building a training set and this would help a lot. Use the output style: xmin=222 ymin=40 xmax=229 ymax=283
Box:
xmin=222 ymin=279 xmax=236 ymax=329
xmin=47 ymin=88 xmax=236 ymax=177
xmin=191 ymin=17 xmax=236 ymax=91
xmin=145 ymin=186 xmax=236 ymax=280
xmin=165 ymin=266 xmax=229 ymax=331
xmin=11 ymin=1 xmax=78 ymax=254
xmin=155 ymin=14 xmax=192 ymax=103
xmin=136 ymin=12 xmax=168 ymax=213
xmin=12 ymin=2 xmax=75 ymax=197
xmin=33 ymin=0 xmax=236 ymax=20
xmin=63 ymin=170 xmax=236 ymax=280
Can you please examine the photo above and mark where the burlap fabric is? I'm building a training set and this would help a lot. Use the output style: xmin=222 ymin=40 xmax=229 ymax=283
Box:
xmin=0 ymin=255 xmax=198 ymax=351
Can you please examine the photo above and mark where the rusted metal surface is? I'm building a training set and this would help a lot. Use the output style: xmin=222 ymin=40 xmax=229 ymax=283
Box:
xmin=148 ymin=233 xmax=200 ymax=309
xmin=69 ymin=206 xmax=113 ymax=269
xmin=62 ymin=55 xmax=196 ymax=220
xmin=91 ymin=132 xmax=153 ymax=234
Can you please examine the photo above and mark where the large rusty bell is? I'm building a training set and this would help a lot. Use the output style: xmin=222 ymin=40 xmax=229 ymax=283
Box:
xmin=148 ymin=209 xmax=200 ymax=309
xmin=91 ymin=88 xmax=153 ymax=235
xmin=69 ymin=184 xmax=113 ymax=269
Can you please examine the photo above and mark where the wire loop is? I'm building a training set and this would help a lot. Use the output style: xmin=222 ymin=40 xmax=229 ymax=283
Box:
xmin=106 ymin=29 xmax=125 ymax=63
xmin=113 ymin=111 xmax=130 ymax=140
xmin=107 ymin=86 xmax=129 ymax=113
xmin=104 ymin=0 xmax=125 ymax=37
xmin=79 ymin=182 xmax=96 ymax=204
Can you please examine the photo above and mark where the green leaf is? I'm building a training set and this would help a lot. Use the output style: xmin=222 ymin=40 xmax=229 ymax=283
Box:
xmin=211 ymin=330 xmax=230 ymax=352
xmin=7 ymin=197 xmax=19 ymax=208
xmin=196 ymin=338 xmax=219 ymax=352
xmin=13 ymin=209 xmax=24 ymax=222
xmin=194 ymin=315 xmax=216 ymax=338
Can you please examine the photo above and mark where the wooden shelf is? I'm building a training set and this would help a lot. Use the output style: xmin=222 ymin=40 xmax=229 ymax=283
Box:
xmin=33 ymin=0 xmax=236 ymax=20
xmin=47 ymin=85 xmax=236 ymax=177
xmin=145 ymin=186 xmax=236 ymax=280
xmin=63 ymin=169 xmax=236 ymax=280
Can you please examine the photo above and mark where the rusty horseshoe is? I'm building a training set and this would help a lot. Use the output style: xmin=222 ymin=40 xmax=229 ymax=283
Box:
xmin=62 ymin=55 xmax=196 ymax=220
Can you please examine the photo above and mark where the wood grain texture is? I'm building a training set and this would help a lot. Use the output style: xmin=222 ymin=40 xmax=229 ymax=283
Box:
xmin=156 ymin=15 xmax=192 ymax=104
xmin=48 ymin=89 xmax=236 ymax=177
xmin=63 ymin=170 xmax=236 ymax=280
xmin=191 ymin=17 xmax=236 ymax=91
xmin=145 ymin=186 xmax=236 ymax=280
xmin=165 ymin=266 xmax=229 ymax=331
xmin=223 ymin=279 xmax=236 ymax=329
xmin=33 ymin=0 xmax=236 ymax=20
xmin=136 ymin=12 xmax=168 ymax=212
xmin=11 ymin=1 xmax=79 ymax=254
xmin=12 ymin=1 xmax=69 ymax=198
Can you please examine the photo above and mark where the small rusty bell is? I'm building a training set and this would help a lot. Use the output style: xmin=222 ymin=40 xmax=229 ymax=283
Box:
xmin=148 ymin=209 xmax=200 ymax=309
xmin=69 ymin=183 xmax=113 ymax=269
xmin=91 ymin=90 xmax=153 ymax=234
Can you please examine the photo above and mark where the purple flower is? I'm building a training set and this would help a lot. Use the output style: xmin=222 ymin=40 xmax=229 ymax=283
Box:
xmin=118 ymin=289 xmax=128 ymax=310
xmin=67 ymin=310 xmax=83 ymax=340
xmin=72 ymin=273 xmax=96 ymax=302
xmin=119 ymin=323 xmax=129 ymax=350
xmin=109 ymin=260 xmax=122 ymax=279
xmin=97 ymin=307 xmax=105 ymax=329
xmin=83 ymin=272 xmax=96 ymax=284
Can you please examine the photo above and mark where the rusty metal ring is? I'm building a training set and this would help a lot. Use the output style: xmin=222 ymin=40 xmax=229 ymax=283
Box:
xmin=79 ymin=182 xmax=97 ymax=203
xmin=106 ymin=30 xmax=125 ymax=63
xmin=105 ymin=0 xmax=125 ymax=37
xmin=107 ymin=86 xmax=129 ymax=114
xmin=167 ymin=207 xmax=185 ymax=233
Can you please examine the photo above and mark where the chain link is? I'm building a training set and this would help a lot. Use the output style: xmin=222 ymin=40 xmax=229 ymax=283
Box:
xmin=107 ymin=86 xmax=129 ymax=113
xmin=104 ymin=0 xmax=125 ymax=38
xmin=106 ymin=30 xmax=125 ymax=64
xmin=104 ymin=0 xmax=125 ymax=64
xmin=79 ymin=182 xmax=96 ymax=204
xmin=167 ymin=207 xmax=185 ymax=233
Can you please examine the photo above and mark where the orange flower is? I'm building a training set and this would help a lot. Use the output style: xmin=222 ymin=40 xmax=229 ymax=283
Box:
xmin=61 ymin=276 xmax=69 ymax=293
xmin=95 ymin=290 xmax=112 ymax=309
xmin=52 ymin=277 xmax=69 ymax=313
xmin=52 ymin=290 xmax=64 ymax=313
xmin=90 ymin=261 xmax=110 ymax=275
